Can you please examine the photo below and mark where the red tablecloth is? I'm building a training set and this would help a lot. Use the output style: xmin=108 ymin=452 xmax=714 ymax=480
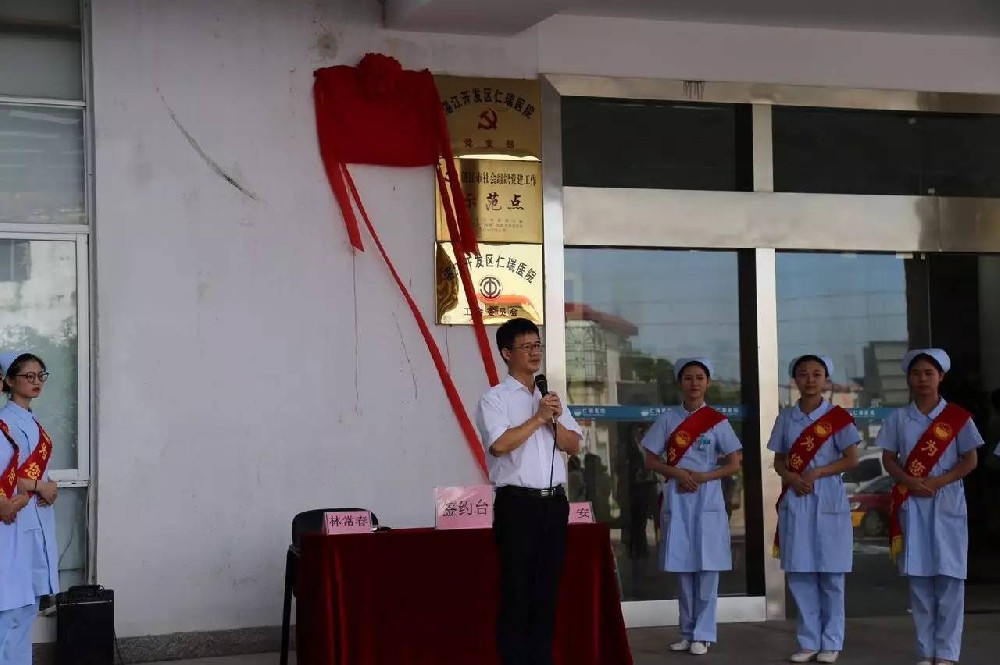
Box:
xmin=296 ymin=524 xmax=633 ymax=665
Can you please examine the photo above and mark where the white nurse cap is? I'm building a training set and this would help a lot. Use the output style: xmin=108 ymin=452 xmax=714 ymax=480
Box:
xmin=674 ymin=357 xmax=714 ymax=381
xmin=788 ymin=354 xmax=834 ymax=378
xmin=0 ymin=351 xmax=26 ymax=377
xmin=902 ymin=348 xmax=951 ymax=374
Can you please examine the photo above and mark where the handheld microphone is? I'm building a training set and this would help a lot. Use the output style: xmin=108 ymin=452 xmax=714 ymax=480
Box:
xmin=535 ymin=374 xmax=559 ymax=491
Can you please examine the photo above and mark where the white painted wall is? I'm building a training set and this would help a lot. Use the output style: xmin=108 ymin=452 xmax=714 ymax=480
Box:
xmin=90 ymin=0 xmax=532 ymax=638
xmin=90 ymin=0 xmax=1000 ymax=639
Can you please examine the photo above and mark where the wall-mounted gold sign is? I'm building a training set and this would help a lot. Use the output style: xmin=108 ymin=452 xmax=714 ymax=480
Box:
xmin=436 ymin=159 xmax=543 ymax=244
xmin=436 ymin=242 xmax=544 ymax=325
xmin=435 ymin=76 xmax=541 ymax=160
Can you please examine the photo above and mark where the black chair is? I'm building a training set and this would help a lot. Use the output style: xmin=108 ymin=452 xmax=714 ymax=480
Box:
xmin=281 ymin=508 xmax=378 ymax=665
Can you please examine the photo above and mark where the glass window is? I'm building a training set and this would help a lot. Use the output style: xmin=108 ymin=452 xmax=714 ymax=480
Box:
xmin=54 ymin=486 xmax=86 ymax=589
xmin=562 ymin=97 xmax=753 ymax=191
xmin=565 ymin=247 xmax=760 ymax=601
xmin=773 ymin=106 xmax=1000 ymax=197
xmin=0 ymin=1 xmax=83 ymax=101
xmin=0 ymin=34 xmax=83 ymax=101
xmin=0 ymin=105 xmax=86 ymax=224
xmin=1 ymin=0 xmax=89 ymax=593
xmin=0 ymin=239 xmax=79 ymax=470
xmin=0 ymin=0 xmax=81 ymax=23
xmin=773 ymin=107 xmax=916 ymax=195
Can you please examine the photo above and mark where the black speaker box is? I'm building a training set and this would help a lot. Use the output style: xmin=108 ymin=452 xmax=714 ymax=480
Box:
xmin=55 ymin=585 xmax=115 ymax=665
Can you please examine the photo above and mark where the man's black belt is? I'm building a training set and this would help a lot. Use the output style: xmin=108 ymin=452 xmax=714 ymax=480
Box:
xmin=497 ymin=485 xmax=566 ymax=499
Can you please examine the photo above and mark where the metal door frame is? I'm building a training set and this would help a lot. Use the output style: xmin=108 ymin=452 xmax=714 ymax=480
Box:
xmin=541 ymin=74 xmax=1000 ymax=625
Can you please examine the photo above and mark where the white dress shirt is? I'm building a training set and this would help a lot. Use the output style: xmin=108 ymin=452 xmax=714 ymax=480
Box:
xmin=476 ymin=374 xmax=584 ymax=489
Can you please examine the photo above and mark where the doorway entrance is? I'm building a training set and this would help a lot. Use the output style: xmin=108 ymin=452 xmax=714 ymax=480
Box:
xmin=542 ymin=74 xmax=1000 ymax=624
xmin=775 ymin=251 xmax=1000 ymax=616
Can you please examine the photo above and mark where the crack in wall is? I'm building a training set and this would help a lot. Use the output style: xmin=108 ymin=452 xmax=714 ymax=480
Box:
xmin=158 ymin=89 xmax=260 ymax=201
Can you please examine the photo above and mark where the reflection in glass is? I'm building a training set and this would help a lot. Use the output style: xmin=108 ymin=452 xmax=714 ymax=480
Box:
xmin=776 ymin=252 xmax=910 ymax=420
xmin=0 ymin=239 xmax=78 ymax=470
xmin=564 ymin=248 xmax=747 ymax=601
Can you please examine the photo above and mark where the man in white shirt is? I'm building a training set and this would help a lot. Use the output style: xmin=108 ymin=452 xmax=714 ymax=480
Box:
xmin=476 ymin=318 xmax=583 ymax=665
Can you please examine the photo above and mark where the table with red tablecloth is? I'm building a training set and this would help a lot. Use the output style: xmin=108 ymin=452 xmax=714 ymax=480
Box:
xmin=296 ymin=523 xmax=633 ymax=665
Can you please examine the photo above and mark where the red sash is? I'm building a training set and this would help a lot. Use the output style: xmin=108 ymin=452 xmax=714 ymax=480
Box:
xmin=888 ymin=403 xmax=968 ymax=562
xmin=0 ymin=421 xmax=18 ymax=500
xmin=18 ymin=421 xmax=54 ymax=495
xmin=772 ymin=405 xmax=854 ymax=558
xmin=664 ymin=407 xmax=727 ymax=467
xmin=0 ymin=418 xmax=54 ymax=499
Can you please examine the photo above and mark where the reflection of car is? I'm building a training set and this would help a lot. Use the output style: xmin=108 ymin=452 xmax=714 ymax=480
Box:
xmin=850 ymin=475 xmax=894 ymax=537
xmin=842 ymin=451 xmax=886 ymax=494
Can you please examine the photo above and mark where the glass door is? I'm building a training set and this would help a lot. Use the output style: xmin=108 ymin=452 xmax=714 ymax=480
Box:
xmin=775 ymin=251 xmax=1000 ymax=616
xmin=564 ymin=247 xmax=765 ymax=604
xmin=775 ymin=252 xmax=917 ymax=617
xmin=924 ymin=254 xmax=1000 ymax=613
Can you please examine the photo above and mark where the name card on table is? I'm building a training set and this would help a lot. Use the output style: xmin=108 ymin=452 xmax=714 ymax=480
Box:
xmin=322 ymin=511 xmax=373 ymax=535
xmin=569 ymin=502 xmax=595 ymax=524
xmin=434 ymin=485 xmax=493 ymax=529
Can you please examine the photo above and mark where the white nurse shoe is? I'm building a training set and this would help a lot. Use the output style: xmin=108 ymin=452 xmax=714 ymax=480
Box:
xmin=816 ymin=652 xmax=839 ymax=663
xmin=689 ymin=641 xmax=710 ymax=655
xmin=669 ymin=639 xmax=691 ymax=651
xmin=789 ymin=650 xmax=819 ymax=662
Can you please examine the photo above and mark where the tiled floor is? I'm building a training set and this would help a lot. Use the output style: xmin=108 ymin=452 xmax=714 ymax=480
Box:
xmin=147 ymin=615 xmax=998 ymax=664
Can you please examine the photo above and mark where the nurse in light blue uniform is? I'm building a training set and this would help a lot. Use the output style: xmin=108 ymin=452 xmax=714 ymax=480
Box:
xmin=641 ymin=358 xmax=742 ymax=657
xmin=0 ymin=409 xmax=34 ymax=665
xmin=767 ymin=355 xmax=861 ymax=664
xmin=876 ymin=349 xmax=983 ymax=665
xmin=0 ymin=351 xmax=60 ymax=665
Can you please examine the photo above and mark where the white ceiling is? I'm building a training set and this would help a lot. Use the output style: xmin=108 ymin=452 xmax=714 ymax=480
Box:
xmin=385 ymin=0 xmax=1000 ymax=37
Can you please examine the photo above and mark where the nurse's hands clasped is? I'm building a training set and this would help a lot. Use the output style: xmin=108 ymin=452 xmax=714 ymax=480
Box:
xmin=0 ymin=494 xmax=29 ymax=525
xmin=786 ymin=471 xmax=814 ymax=496
xmin=904 ymin=475 xmax=936 ymax=497
xmin=675 ymin=469 xmax=701 ymax=493
xmin=35 ymin=480 xmax=58 ymax=506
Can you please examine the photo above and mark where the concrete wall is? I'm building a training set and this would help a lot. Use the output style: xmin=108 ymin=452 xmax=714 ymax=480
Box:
xmin=90 ymin=0 xmax=1000 ymax=638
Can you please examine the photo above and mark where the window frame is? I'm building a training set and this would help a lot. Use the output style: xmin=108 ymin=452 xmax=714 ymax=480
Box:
xmin=0 ymin=1 xmax=92 ymax=584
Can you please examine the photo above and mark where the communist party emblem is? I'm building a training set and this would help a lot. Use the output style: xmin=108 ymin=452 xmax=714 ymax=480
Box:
xmin=933 ymin=422 xmax=953 ymax=440
xmin=673 ymin=431 xmax=692 ymax=448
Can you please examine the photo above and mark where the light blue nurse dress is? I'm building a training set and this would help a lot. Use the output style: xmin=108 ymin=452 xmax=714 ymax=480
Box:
xmin=875 ymin=400 xmax=983 ymax=578
xmin=641 ymin=405 xmax=742 ymax=572
xmin=767 ymin=400 xmax=861 ymax=573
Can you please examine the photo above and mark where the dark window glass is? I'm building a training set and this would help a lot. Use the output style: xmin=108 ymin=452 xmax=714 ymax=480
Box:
xmin=562 ymin=97 xmax=752 ymax=191
xmin=917 ymin=113 xmax=1000 ymax=197
xmin=774 ymin=106 xmax=1000 ymax=197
